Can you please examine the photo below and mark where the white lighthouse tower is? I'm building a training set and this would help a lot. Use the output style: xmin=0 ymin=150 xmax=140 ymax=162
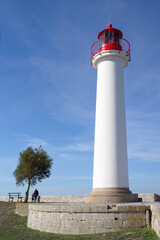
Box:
xmin=86 ymin=24 xmax=138 ymax=203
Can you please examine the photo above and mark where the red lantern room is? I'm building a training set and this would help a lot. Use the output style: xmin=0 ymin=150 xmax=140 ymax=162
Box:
xmin=91 ymin=24 xmax=130 ymax=64
xmin=98 ymin=24 xmax=122 ymax=52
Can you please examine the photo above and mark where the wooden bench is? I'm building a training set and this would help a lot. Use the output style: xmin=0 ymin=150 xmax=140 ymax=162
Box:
xmin=8 ymin=192 xmax=23 ymax=202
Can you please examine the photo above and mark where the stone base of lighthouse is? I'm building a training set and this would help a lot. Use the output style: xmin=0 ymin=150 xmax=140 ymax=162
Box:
xmin=85 ymin=188 xmax=138 ymax=203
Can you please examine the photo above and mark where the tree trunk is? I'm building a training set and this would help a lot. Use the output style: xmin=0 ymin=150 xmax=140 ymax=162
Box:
xmin=24 ymin=180 xmax=30 ymax=203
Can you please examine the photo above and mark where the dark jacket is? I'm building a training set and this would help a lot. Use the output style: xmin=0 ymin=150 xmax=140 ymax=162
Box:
xmin=33 ymin=189 xmax=39 ymax=197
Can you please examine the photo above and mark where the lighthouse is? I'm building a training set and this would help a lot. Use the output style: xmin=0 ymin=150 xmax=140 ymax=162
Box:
xmin=86 ymin=24 xmax=138 ymax=203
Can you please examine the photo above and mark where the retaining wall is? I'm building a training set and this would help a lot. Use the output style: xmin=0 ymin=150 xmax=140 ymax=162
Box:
xmin=1 ymin=193 xmax=160 ymax=235
xmin=27 ymin=203 xmax=148 ymax=234
xmin=0 ymin=195 xmax=85 ymax=203
xmin=15 ymin=203 xmax=29 ymax=216
xmin=151 ymin=203 xmax=160 ymax=237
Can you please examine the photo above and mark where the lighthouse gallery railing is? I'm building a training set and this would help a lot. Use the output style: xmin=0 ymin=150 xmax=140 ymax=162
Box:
xmin=91 ymin=37 xmax=130 ymax=64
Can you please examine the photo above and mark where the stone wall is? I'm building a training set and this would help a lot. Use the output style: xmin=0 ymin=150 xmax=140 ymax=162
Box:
xmin=0 ymin=195 xmax=85 ymax=203
xmin=27 ymin=203 xmax=147 ymax=234
xmin=2 ymin=197 xmax=159 ymax=236
xmin=1 ymin=193 xmax=159 ymax=203
xmin=39 ymin=195 xmax=85 ymax=203
xmin=151 ymin=203 xmax=160 ymax=237
xmin=138 ymin=193 xmax=160 ymax=202
xmin=1 ymin=193 xmax=160 ymax=236
xmin=0 ymin=196 xmax=9 ymax=202
xmin=15 ymin=203 xmax=29 ymax=216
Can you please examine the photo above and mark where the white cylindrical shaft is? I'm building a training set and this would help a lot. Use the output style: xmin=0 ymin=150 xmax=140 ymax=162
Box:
xmin=93 ymin=56 xmax=129 ymax=189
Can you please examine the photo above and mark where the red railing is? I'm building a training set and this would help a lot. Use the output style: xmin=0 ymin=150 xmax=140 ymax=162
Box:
xmin=91 ymin=37 xmax=130 ymax=64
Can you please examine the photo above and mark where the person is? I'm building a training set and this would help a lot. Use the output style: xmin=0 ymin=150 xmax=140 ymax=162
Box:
xmin=32 ymin=189 xmax=39 ymax=202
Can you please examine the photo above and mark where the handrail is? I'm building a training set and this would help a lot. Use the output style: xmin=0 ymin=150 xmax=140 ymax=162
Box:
xmin=91 ymin=37 xmax=130 ymax=64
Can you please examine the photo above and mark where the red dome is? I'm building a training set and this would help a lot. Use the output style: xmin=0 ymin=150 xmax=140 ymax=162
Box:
xmin=98 ymin=24 xmax=123 ymax=39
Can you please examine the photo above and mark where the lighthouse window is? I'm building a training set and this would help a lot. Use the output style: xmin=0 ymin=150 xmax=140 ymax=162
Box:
xmin=104 ymin=31 xmax=113 ymax=43
xmin=100 ymin=33 xmax=105 ymax=45
xmin=113 ymin=32 xmax=120 ymax=43
xmin=105 ymin=31 xmax=113 ymax=37
xmin=100 ymin=33 xmax=105 ymax=39
xmin=114 ymin=32 xmax=120 ymax=37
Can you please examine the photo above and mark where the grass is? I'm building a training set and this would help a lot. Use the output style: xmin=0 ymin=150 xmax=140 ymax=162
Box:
xmin=0 ymin=201 xmax=159 ymax=240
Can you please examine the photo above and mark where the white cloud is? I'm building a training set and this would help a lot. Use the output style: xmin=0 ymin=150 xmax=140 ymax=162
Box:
xmin=0 ymin=176 xmax=15 ymax=183
xmin=59 ymin=142 xmax=93 ymax=152
xmin=51 ymin=175 xmax=92 ymax=180
xmin=14 ymin=134 xmax=48 ymax=148
xmin=130 ymin=173 xmax=160 ymax=181
xmin=0 ymin=157 xmax=17 ymax=163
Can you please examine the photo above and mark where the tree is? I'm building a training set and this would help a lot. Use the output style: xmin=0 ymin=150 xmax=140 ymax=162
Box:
xmin=13 ymin=146 xmax=53 ymax=203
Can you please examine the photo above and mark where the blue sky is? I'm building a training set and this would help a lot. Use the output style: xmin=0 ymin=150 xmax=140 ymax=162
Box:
xmin=0 ymin=0 xmax=160 ymax=196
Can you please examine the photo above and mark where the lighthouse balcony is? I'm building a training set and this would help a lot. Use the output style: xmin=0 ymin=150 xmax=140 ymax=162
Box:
xmin=91 ymin=37 xmax=130 ymax=65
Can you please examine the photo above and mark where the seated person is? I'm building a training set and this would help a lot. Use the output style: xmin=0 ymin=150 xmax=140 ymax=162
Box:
xmin=32 ymin=189 xmax=39 ymax=201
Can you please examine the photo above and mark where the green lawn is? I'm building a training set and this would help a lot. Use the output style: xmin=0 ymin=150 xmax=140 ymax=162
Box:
xmin=0 ymin=202 xmax=159 ymax=240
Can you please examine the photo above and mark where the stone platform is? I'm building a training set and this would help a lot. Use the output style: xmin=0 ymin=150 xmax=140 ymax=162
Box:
xmin=1 ymin=193 xmax=159 ymax=236
xmin=8 ymin=193 xmax=159 ymax=236
xmin=85 ymin=188 xmax=138 ymax=203
xmin=27 ymin=202 xmax=149 ymax=235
